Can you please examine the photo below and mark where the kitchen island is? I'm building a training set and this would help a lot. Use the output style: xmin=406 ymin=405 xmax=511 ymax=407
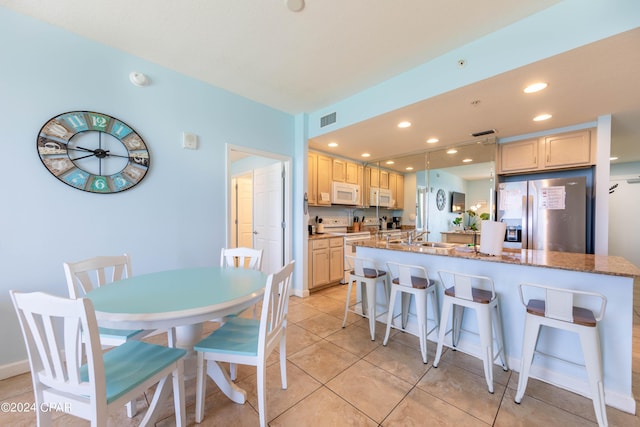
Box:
xmin=351 ymin=239 xmax=640 ymax=414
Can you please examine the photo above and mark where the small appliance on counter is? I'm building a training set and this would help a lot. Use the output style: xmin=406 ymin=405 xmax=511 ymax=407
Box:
xmin=392 ymin=216 xmax=402 ymax=229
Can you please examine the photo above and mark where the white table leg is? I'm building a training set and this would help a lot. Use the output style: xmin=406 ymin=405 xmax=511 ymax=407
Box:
xmin=206 ymin=359 xmax=247 ymax=404
xmin=173 ymin=323 xmax=203 ymax=378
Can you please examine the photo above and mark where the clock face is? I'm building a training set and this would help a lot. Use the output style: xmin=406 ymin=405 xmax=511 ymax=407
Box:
xmin=436 ymin=189 xmax=446 ymax=211
xmin=37 ymin=111 xmax=149 ymax=193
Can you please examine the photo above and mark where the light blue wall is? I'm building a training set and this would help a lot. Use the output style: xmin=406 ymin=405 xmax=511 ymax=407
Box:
xmin=0 ymin=8 xmax=294 ymax=367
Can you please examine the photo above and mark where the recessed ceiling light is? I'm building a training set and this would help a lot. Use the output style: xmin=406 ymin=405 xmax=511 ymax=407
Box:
xmin=524 ymin=82 xmax=548 ymax=93
xmin=397 ymin=121 xmax=412 ymax=128
xmin=285 ymin=0 xmax=305 ymax=12
xmin=610 ymin=156 xmax=619 ymax=161
xmin=405 ymin=166 xmax=414 ymax=171
xmin=462 ymin=158 xmax=473 ymax=163
xmin=426 ymin=138 xmax=439 ymax=143
xmin=361 ymin=153 xmax=371 ymax=158
xmin=446 ymin=149 xmax=457 ymax=154
xmin=533 ymin=114 xmax=552 ymax=122
xmin=328 ymin=142 xmax=338 ymax=147
xmin=385 ymin=160 xmax=395 ymax=165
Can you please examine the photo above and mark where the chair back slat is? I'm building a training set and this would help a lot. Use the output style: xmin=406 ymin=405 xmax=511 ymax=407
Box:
xmin=453 ymin=274 xmax=473 ymax=300
xmin=347 ymin=256 xmax=380 ymax=277
xmin=545 ymin=288 xmax=574 ymax=322
xmin=64 ymin=254 xmax=132 ymax=299
xmin=438 ymin=270 xmax=495 ymax=302
xmin=389 ymin=262 xmax=429 ymax=288
xmin=220 ymin=247 xmax=263 ymax=271
xmin=259 ymin=261 xmax=294 ymax=355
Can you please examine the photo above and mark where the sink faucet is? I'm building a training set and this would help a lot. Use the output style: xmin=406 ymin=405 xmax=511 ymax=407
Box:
xmin=407 ymin=230 xmax=427 ymax=244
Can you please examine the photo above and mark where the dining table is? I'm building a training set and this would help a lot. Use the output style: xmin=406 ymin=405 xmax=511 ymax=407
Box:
xmin=85 ymin=266 xmax=267 ymax=404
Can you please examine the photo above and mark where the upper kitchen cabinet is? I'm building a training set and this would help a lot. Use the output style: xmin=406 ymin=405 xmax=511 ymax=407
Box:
xmin=308 ymin=152 xmax=317 ymax=205
xmin=388 ymin=172 xmax=404 ymax=209
xmin=498 ymin=129 xmax=594 ymax=174
xmin=543 ymin=130 xmax=593 ymax=169
xmin=308 ymin=152 xmax=332 ymax=206
xmin=497 ymin=138 xmax=538 ymax=173
xmin=380 ymin=170 xmax=389 ymax=189
xmin=333 ymin=158 xmax=361 ymax=185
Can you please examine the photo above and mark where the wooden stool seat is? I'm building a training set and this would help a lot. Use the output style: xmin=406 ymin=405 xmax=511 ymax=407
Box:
xmin=392 ymin=275 xmax=429 ymax=289
xmin=444 ymin=286 xmax=492 ymax=303
xmin=526 ymin=299 xmax=596 ymax=327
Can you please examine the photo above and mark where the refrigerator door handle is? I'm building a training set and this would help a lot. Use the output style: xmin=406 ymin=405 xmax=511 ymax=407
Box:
xmin=525 ymin=194 xmax=534 ymax=249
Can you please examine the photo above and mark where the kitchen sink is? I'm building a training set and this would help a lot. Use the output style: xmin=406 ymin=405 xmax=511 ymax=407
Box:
xmin=418 ymin=242 xmax=456 ymax=248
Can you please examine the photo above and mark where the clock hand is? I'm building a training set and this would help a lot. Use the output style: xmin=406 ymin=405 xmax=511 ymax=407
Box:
xmin=72 ymin=153 xmax=97 ymax=161
xmin=105 ymin=153 xmax=130 ymax=159
xmin=67 ymin=147 xmax=96 ymax=153
xmin=75 ymin=146 xmax=98 ymax=153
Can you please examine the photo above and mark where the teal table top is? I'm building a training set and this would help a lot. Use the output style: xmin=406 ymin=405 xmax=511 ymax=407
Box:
xmin=86 ymin=266 xmax=267 ymax=329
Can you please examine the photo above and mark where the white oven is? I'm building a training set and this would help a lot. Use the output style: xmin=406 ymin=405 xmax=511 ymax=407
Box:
xmin=332 ymin=182 xmax=360 ymax=205
xmin=369 ymin=187 xmax=393 ymax=207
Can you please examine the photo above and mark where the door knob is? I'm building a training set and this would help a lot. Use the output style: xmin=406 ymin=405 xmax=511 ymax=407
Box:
xmin=253 ymin=231 xmax=259 ymax=234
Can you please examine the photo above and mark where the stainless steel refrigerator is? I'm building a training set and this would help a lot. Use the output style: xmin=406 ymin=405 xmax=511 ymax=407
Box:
xmin=497 ymin=175 xmax=591 ymax=253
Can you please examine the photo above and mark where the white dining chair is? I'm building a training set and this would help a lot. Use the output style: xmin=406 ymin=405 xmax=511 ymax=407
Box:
xmin=63 ymin=253 xmax=153 ymax=418
xmin=10 ymin=290 xmax=187 ymax=427
xmin=217 ymin=247 xmax=266 ymax=381
xmin=63 ymin=254 xmax=151 ymax=347
xmin=194 ymin=260 xmax=295 ymax=427
xmin=220 ymin=247 xmax=263 ymax=271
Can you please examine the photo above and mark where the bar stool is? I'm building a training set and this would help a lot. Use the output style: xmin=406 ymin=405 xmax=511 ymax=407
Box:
xmin=433 ymin=270 xmax=508 ymax=393
xmin=383 ymin=262 xmax=439 ymax=363
xmin=342 ymin=256 xmax=389 ymax=340
xmin=515 ymin=283 xmax=607 ymax=427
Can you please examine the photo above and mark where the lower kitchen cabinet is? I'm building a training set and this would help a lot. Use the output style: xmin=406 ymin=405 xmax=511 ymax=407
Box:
xmin=308 ymin=237 xmax=344 ymax=291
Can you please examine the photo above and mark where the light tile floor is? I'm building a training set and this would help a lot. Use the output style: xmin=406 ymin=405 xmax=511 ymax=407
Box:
xmin=2 ymin=278 xmax=639 ymax=426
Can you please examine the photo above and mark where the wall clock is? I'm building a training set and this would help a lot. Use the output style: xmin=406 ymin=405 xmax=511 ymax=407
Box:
xmin=436 ymin=189 xmax=446 ymax=211
xmin=37 ymin=111 xmax=150 ymax=193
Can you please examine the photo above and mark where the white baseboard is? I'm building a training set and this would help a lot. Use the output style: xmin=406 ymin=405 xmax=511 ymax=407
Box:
xmin=0 ymin=359 xmax=30 ymax=380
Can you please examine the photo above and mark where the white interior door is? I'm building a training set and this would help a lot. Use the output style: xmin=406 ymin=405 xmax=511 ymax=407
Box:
xmin=609 ymin=177 xmax=640 ymax=267
xmin=236 ymin=173 xmax=254 ymax=248
xmin=253 ymin=162 xmax=283 ymax=274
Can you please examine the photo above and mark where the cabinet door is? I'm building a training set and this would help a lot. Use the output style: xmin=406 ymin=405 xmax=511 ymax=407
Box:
xmin=308 ymin=152 xmax=317 ymax=205
xmin=332 ymin=159 xmax=346 ymax=182
xmin=369 ymin=167 xmax=379 ymax=188
xmin=317 ymin=154 xmax=332 ymax=205
xmin=345 ymin=162 xmax=359 ymax=184
xmin=543 ymin=130 xmax=592 ymax=168
xmin=329 ymin=245 xmax=344 ymax=283
xmin=396 ymin=174 xmax=404 ymax=209
xmin=380 ymin=170 xmax=389 ymax=189
xmin=499 ymin=139 xmax=539 ymax=173
xmin=311 ymin=247 xmax=330 ymax=288
xmin=388 ymin=173 xmax=397 ymax=208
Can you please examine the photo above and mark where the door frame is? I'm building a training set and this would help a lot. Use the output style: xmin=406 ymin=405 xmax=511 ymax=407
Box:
xmin=226 ymin=143 xmax=292 ymax=270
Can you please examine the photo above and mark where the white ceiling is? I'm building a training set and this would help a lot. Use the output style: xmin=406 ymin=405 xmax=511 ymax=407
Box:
xmin=3 ymin=0 xmax=639 ymax=170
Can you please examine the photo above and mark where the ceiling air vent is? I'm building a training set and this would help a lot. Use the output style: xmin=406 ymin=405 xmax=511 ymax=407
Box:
xmin=471 ymin=129 xmax=496 ymax=137
xmin=320 ymin=112 xmax=336 ymax=128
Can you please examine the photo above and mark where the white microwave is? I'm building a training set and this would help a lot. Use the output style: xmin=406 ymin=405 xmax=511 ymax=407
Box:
xmin=332 ymin=182 xmax=360 ymax=205
xmin=370 ymin=187 xmax=393 ymax=207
